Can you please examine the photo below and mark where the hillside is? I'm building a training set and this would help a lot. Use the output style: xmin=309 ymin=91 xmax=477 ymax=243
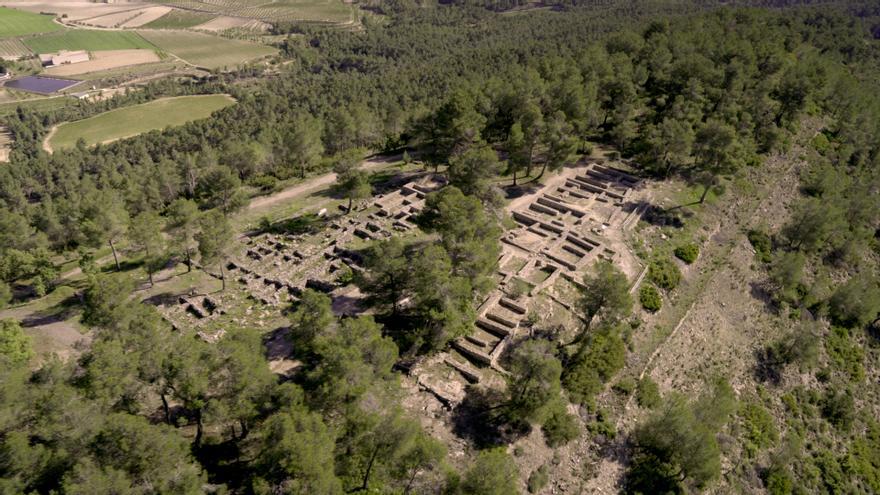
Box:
xmin=0 ymin=1 xmax=879 ymax=494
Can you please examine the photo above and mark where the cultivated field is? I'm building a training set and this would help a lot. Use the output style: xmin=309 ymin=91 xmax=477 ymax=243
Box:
xmin=143 ymin=8 xmax=216 ymax=28
xmin=150 ymin=0 xmax=354 ymax=24
xmin=138 ymin=30 xmax=276 ymax=69
xmin=2 ymin=0 xmax=143 ymax=21
xmin=24 ymin=30 xmax=155 ymax=53
xmin=192 ymin=16 xmax=270 ymax=32
xmin=47 ymin=94 xmax=235 ymax=150
xmin=118 ymin=6 xmax=176 ymax=27
xmin=0 ymin=6 xmax=60 ymax=38
xmin=72 ymin=7 xmax=168 ymax=29
xmin=44 ymin=49 xmax=162 ymax=76
xmin=0 ymin=38 xmax=31 ymax=59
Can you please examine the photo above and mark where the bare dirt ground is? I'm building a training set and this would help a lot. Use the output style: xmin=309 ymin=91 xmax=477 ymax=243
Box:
xmin=76 ymin=8 xmax=147 ymax=28
xmin=0 ymin=125 xmax=11 ymax=162
xmin=0 ymin=297 xmax=91 ymax=364
xmin=41 ymin=125 xmax=56 ymax=154
xmin=123 ymin=6 xmax=173 ymax=27
xmin=247 ymin=155 xmax=399 ymax=210
xmin=44 ymin=49 xmax=161 ymax=76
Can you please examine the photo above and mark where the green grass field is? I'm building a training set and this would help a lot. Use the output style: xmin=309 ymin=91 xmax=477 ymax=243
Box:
xmin=138 ymin=30 xmax=276 ymax=70
xmin=143 ymin=9 xmax=216 ymax=29
xmin=23 ymin=30 xmax=155 ymax=53
xmin=48 ymin=94 xmax=235 ymax=150
xmin=0 ymin=7 xmax=61 ymax=38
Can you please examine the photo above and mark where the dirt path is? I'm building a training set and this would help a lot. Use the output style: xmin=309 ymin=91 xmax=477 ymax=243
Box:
xmin=247 ymin=154 xmax=398 ymax=211
xmin=42 ymin=125 xmax=56 ymax=153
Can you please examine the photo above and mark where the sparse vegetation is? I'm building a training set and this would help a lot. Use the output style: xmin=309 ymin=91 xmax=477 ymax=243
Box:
xmin=748 ymin=229 xmax=773 ymax=262
xmin=527 ymin=464 xmax=550 ymax=494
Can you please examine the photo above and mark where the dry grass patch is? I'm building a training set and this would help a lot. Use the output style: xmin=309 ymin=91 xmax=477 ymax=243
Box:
xmin=44 ymin=49 xmax=161 ymax=76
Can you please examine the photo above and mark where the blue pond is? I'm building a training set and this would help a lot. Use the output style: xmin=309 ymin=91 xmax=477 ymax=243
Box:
xmin=5 ymin=75 xmax=81 ymax=94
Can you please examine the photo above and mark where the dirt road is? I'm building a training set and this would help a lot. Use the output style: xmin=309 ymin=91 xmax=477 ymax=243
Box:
xmin=247 ymin=154 xmax=399 ymax=211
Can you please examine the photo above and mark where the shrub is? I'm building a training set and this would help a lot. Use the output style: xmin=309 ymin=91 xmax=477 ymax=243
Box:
xmin=768 ymin=251 xmax=806 ymax=305
xmin=613 ymin=377 xmax=636 ymax=395
xmin=562 ymin=326 xmax=626 ymax=405
xmin=525 ymin=311 xmax=540 ymax=327
xmin=821 ymin=389 xmax=855 ymax=430
xmin=636 ymin=377 xmax=661 ymax=409
xmin=587 ymin=408 xmax=616 ymax=439
xmin=639 ymin=284 xmax=662 ymax=312
xmin=527 ymin=465 xmax=549 ymax=494
xmin=849 ymin=421 xmax=880 ymax=493
xmin=335 ymin=264 xmax=354 ymax=285
xmin=648 ymin=258 xmax=681 ymax=290
xmin=258 ymin=216 xmax=273 ymax=232
xmin=249 ymin=175 xmax=279 ymax=192
xmin=542 ymin=403 xmax=580 ymax=447
xmin=748 ymin=229 xmax=772 ymax=263
xmin=828 ymin=276 xmax=880 ymax=328
xmin=764 ymin=465 xmax=794 ymax=495
xmin=0 ymin=281 xmax=11 ymax=310
xmin=674 ymin=243 xmax=699 ymax=264
xmin=811 ymin=132 xmax=831 ymax=154
xmin=0 ymin=319 xmax=33 ymax=365
xmin=825 ymin=326 xmax=865 ymax=382
xmin=739 ymin=402 xmax=778 ymax=458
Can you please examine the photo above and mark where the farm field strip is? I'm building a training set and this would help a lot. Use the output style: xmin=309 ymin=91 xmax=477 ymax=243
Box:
xmin=151 ymin=0 xmax=353 ymax=23
xmin=47 ymin=94 xmax=236 ymax=150
xmin=0 ymin=6 xmax=60 ymax=38
xmin=44 ymin=49 xmax=162 ymax=76
xmin=60 ymin=60 xmax=184 ymax=82
xmin=192 ymin=16 xmax=269 ymax=31
xmin=137 ymin=30 xmax=276 ymax=69
xmin=120 ymin=6 xmax=176 ymax=27
xmin=0 ymin=38 xmax=31 ymax=59
xmin=0 ymin=95 xmax=73 ymax=117
xmin=143 ymin=8 xmax=217 ymax=29
xmin=23 ymin=30 xmax=156 ymax=53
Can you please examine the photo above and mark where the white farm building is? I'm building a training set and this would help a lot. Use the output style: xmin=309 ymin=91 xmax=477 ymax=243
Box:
xmin=39 ymin=50 xmax=89 ymax=67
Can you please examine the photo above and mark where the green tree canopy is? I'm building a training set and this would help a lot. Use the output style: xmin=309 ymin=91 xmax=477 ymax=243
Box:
xmin=0 ymin=319 xmax=33 ymax=366
xmin=196 ymin=209 xmax=234 ymax=290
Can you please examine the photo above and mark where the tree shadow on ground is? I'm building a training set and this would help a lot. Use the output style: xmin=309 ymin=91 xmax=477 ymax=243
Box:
xmin=263 ymin=325 xmax=292 ymax=361
xmin=142 ymin=291 xmax=182 ymax=307
xmin=451 ymin=385 xmax=530 ymax=449
xmin=20 ymin=293 xmax=80 ymax=328
xmin=752 ymin=346 xmax=784 ymax=386
xmin=196 ymin=434 xmax=248 ymax=490
xmin=641 ymin=204 xmax=687 ymax=228
xmin=748 ymin=281 xmax=779 ymax=315
xmin=503 ymin=182 xmax=542 ymax=200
